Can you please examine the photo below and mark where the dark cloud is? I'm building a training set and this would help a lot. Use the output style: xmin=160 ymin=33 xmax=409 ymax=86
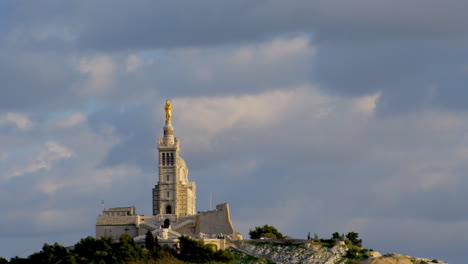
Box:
xmin=71 ymin=1 xmax=468 ymax=50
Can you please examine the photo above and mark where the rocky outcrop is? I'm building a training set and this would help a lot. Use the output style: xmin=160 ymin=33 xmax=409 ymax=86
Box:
xmin=362 ymin=254 xmax=447 ymax=264
xmin=235 ymin=242 xmax=347 ymax=264
xmin=231 ymin=241 xmax=448 ymax=264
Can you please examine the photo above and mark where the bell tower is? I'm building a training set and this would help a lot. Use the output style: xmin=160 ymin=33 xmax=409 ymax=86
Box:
xmin=152 ymin=101 xmax=196 ymax=219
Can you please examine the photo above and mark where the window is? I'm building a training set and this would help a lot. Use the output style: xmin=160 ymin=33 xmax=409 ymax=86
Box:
xmin=166 ymin=175 xmax=169 ymax=181
xmin=162 ymin=153 xmax=166 ymax=166
xmin=167 ymin=191 xmax=170 ymax=198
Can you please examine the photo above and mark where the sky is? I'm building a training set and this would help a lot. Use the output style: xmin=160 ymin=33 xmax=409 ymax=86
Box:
xmin=0 ymin=1 xmax=467 ymax=263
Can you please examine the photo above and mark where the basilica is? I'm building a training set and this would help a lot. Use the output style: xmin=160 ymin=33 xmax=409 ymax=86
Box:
xmin=95 ymin=101 xmax=239 ymax=249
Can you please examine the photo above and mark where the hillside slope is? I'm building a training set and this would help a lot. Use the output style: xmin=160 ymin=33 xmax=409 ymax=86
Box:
xmin=231 ymin=241 xmax=447 ymax=264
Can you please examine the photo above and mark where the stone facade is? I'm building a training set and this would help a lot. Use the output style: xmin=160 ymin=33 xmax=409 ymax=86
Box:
xmin=152 ymin=120 xmax=196 ymax=218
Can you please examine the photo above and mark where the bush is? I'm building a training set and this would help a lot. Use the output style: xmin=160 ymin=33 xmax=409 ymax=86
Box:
xmin=145 ymin=231 xmax=156 ymax=251
xmin=346 ymin=232 xmax=362 ymax=247
xmin=249 ymin=225 xmax=284 ymax=239
xmin=345 ymin=245 xmax=370 ymax=260
xmin=177 ymin=236 xmax=233 ymax=263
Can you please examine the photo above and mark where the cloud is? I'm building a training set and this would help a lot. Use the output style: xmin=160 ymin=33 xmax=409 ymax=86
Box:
xmin=56 ymin=112 xmax=86 ymax=128
xmin=7 ymin=141 xmax=73 ymax=179
xmin=36 ymin=165 xmax=141 ymax=196
xmin=0 ymin=112 xmax=33 ymax=130
xmin=78 ymin=56 xmax=116 ymax=94
xmin=69 ymin=0 xmax=468 ymax=50
xmin=125 ymin=54 xmax=143 ymax=73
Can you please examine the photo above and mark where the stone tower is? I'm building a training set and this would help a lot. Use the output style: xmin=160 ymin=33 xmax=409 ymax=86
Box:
xmin=152 ymin=101 xmax=196 ymax=220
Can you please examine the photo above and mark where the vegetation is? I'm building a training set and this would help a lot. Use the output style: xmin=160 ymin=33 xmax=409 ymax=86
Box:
xmin=178 ymin=236 xmax=234 ymax=263
xmin=345 ymin=232 xmax=362 ymax=247
xmin=5 ymin=234 xmax=147 ymax=264
xmin=0 ymin=233 xmax=238 ymax=264
xmin=249 ymin=224 xmax=284 ymax=239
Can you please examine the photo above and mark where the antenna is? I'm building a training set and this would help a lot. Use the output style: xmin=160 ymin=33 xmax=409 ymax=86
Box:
xmin=210 ymin=192 xmax=212 ymax=210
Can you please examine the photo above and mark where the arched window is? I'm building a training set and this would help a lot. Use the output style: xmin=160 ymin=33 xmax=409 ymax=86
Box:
xmin=162 ymin=153 xmax=166 ymax=166
xmin=170 ymin=153 xmax=174 ymax=165
xmin=166 ymin=205 xmax=172 ymax=214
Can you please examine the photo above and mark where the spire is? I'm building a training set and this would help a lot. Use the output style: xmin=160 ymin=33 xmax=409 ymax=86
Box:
xmin=163 ymin=100 xmax=175 ymax=145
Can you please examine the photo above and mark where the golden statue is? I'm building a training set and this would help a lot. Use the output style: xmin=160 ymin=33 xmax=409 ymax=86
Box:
xmin=164 ymin=100 xmax=172 ymax=122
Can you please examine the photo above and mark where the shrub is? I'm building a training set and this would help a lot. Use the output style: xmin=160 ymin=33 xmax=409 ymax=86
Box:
xmin=346 ymin=232 xmax=362 ymax=247
xmin=249 ymin=225 xmax=284 ymax=239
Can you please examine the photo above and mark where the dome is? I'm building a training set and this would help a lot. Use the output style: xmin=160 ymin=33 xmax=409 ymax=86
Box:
xmin=177 ymin=156 xmax=187 ymax=169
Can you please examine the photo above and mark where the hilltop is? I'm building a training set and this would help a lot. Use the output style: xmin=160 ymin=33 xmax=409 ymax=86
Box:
xmin=0 ymin=231 xmax=447 ymax=264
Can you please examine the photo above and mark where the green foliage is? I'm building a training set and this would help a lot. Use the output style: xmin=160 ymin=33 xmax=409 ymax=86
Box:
xmin=145 ymin=230 xmax=156 ymax=251
xmin=249 ymin=224 xmax=284 ymax=239
xmin=432 ymin=260 xmax=439 ymax=263
xmin=332 ymin=232 xmax=341 ymax=239
xmin=229 ymin=248 xmax=271 ymax=264
xmin=345 ymin=245 xmax=370 ymax=260
xmin=28 ymin=242 xmax=69 ymax=264
xmin=177 ymin=236 xmax=233 ymax=263
xmin=331 ymin=232 xmax=345 ymax=241
xmin=116 ymin=233 xmax=147 ymax=262
xmin=213 ymin=249 xmax=235 ymax=262
xmin=3 ymin=233 xmax=240 ymax=264
xmin=5 ymin=234 xmax=149 ymax=264
xmin=345 ymin=232 xmax=362 ymax=247
xmin=9 ymin=256 xmax=29 ymax=264
xmin=317 ymin=241 xmax=335 ymax=248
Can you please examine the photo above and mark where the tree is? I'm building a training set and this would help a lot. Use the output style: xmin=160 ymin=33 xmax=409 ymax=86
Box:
xmin=28 ymin=242 xmax=68 ymax=264
xmin=116 ymin=233 xmax=147 ymax=263
xmin=145 ymin=231 xmax=156 ymax=251
xmin=249 ymin=224 xmax=284 ymax=239
xmin=346 ymin=232 xmax=362 ymax=247
xmin=178 ymin=236 xmax=213 ymax=263
xmin=332 ymin=232 xmax=341 ymax=239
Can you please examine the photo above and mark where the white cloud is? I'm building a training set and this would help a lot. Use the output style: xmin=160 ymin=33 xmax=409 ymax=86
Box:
xmin=7 ymin=141 xmax=73 ymax=179
xmin=171 ymin=87 xmax=308 ymax=150
xmin=0 ymin=112 xmax=34 ymax=130
xmin=56 ymin=112 xmax=86 ymax=128
xmin=169 ymin=85 xmax=379 ymax=154
xmin=79 ymin=56 xmax=116 ymax=94
xmin=125 ymin=54 xmax=143 ymax=73
xmin=351 ymin=92 xmax=381 ymax=115
xmin=36 ymin=165 xmax=141 ymax=196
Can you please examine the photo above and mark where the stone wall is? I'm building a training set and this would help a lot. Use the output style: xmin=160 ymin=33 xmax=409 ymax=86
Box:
xmin=195 ymin=203 xmax=235 ymax=235
xmin=95 ymin=224 xmax=138 ymax=240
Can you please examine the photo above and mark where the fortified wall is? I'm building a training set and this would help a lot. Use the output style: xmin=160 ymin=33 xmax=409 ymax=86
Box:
xmin=196 ymin=203 xmax=235 ymax=236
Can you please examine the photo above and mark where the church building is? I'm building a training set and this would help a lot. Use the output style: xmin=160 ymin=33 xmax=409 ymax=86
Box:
xmin=152 ymin=100 xmax=196 ymax=221
xmin=95 ymin=101 xmax=238 ymax=248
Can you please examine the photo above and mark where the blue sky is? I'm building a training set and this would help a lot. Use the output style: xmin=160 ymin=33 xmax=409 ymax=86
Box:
xmin=1 ymin=1 xmax=467 ymax=263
